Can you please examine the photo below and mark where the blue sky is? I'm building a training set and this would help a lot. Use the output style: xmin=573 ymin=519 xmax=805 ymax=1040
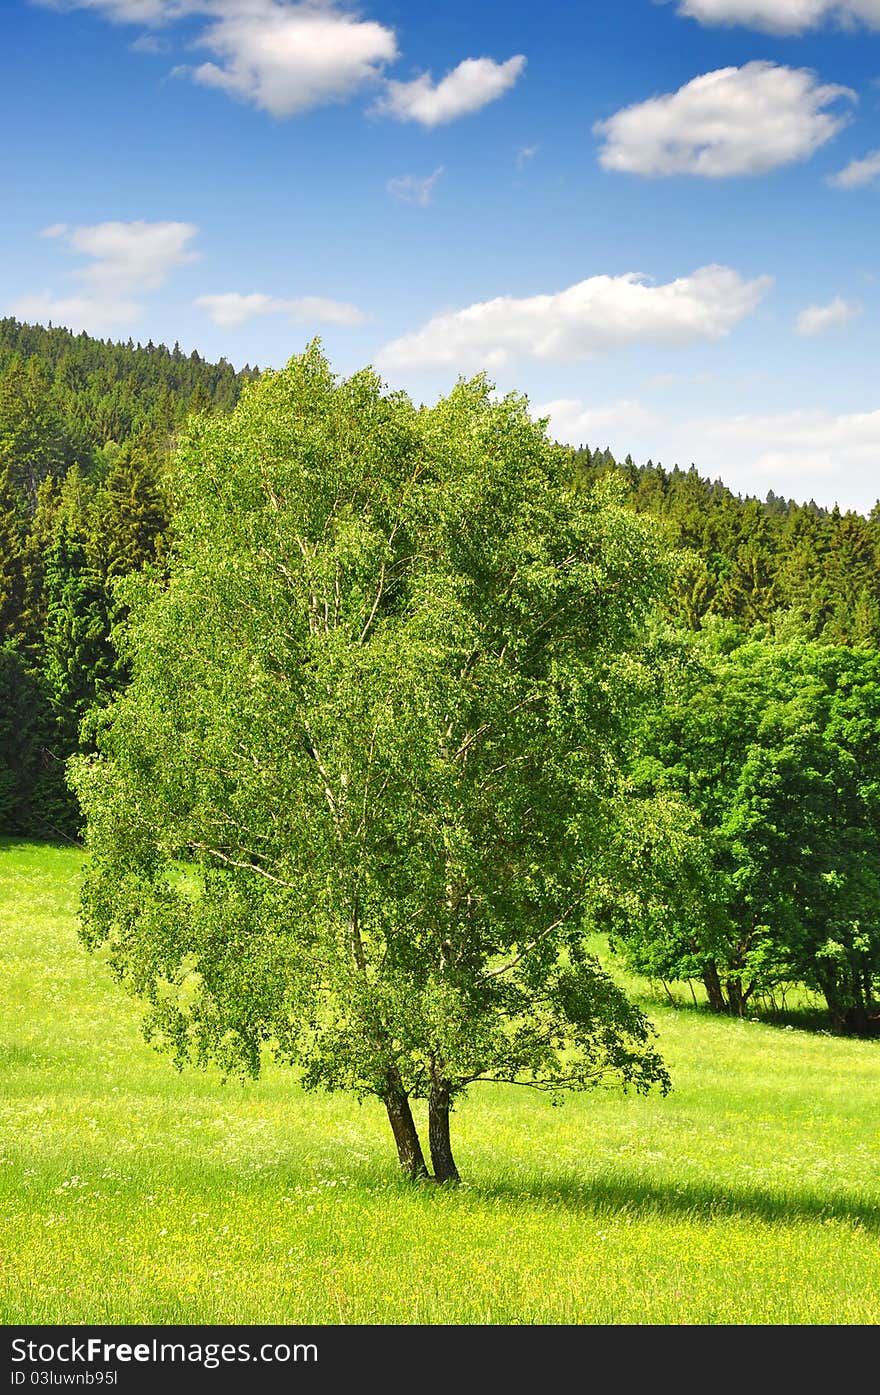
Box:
xmin=3 ymin=0 xmax=880 ymax=511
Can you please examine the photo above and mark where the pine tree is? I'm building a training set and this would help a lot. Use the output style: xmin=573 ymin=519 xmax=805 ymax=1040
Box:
xmin=0 ymin=355 xmax=73 ymax=511
xmin=90 ymin=441 xmax=170 ymax=582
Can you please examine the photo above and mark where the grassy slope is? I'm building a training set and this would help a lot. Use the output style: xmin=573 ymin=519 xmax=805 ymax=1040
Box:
xmin=2 ymin=839 xmax=879 ymax=1325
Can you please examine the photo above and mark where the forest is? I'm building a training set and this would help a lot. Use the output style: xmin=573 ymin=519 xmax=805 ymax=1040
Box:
xmin=1 ymin=315 xmax=879 ymax=1074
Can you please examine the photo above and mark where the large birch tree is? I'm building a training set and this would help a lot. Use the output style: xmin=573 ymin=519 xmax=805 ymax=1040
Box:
xmin=71 ymin=346 xmax=671 ymax=1181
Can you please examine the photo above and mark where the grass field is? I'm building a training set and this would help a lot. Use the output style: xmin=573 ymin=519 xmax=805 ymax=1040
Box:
xmin=2 ymin=838 xmax=880 ymax=1325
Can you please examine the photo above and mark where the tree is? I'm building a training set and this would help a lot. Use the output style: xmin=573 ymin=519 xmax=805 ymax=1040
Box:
xmin=71 ymin=347 xmax=672 ymax=1182
xmin=40 ymin=465 xmax=118 ymax=754
xmin=0 ymin=644 xmax=51 ymax=833
xmin=790 ymin=643 xmax=880 ymax=1033
xmin=90 ymin=440 xmax=170 ymax=583
xmin=0 ymin=354 xmax=72 ymax=511
xmin=605 ymin=622 xmax=880 ymax=1032
xmin=0 ymin=457 xmax=26 ymax=642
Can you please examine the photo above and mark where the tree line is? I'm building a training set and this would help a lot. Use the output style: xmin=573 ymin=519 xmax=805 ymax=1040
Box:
xmin=0 ymin=319 xmax=256 ymax=836
xmin=575 ymin=446 xmax=880 ymax=644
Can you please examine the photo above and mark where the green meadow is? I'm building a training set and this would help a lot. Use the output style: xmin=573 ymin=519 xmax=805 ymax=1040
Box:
xmin=2 ymin=838 xmax=879 ymax=1325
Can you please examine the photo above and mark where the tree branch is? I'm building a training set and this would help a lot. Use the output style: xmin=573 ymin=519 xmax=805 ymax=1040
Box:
xmin=480 ymin=893 xmax=587 ymax=981
xmin=189 ymin=843 xmax=293 ymax=887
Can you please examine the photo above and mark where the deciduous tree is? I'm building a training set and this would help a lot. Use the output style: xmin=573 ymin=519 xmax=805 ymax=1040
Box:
xmin=71 ymin=347 xmax=672 ymax=1181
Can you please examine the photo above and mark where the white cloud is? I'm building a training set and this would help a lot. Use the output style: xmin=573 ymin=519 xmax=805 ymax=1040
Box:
xmin=376 ymin=265 xmax=771 ymax=373
xmin=681 ymin=407 xmax=880 ymax=509
xmin=10 ymin=293 xmax=140 ymax=334
xmin=195 ymin=291 xmax=367 ymax=327
xmin=63 ymin=219 xmax=199 ymax=292
xmin=537 ymin=395 xmax=880 ymax=512
xmin=795 ymin=296 xmax=862 ymax=335
xmin=373 ymin=55 xmax=525 ymax=127
xmin=595 ymin=62 xmax=854 ymax=177
xmin=533 ymin=398 xmax=662 ymax=445
xmin=10 ymin=219 xmax=199 ymax=334
xmin=676 ymin=0 xmax=880 ymax=34
xmin=515 ymin=145 xmax=538 ymax=171
xmin=386 ymin=167 xmax=445 ymax=207
xmin=828 ymin=150 xmax=880 ymax=188
xmin=39 ymin=5 xmax=525 ymax=126
xmin=188 ymin=2 xmax=397 ymax=118
xmin=130 ymin=32 xmax=172 ymax=53
xmin=39 ymin=2 xmax=398 ymax=117
xmin=288 ymin=295 xmax=367 ymax=325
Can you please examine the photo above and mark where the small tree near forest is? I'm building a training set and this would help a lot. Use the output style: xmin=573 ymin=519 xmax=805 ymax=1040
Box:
xmin=71 ymin=347 xmax=671 ymax=1182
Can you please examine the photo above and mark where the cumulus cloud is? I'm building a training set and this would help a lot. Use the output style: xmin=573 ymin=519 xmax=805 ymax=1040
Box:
xmin=60 ymin=219 xmax=199 ymax=291
xmin=532 ymin=398 xmax=662 ymax=444
xmin=386 ymin=167 xmax=445 ymax=207
xmin=187 ymin=2 xmax=397 ymax=117
xmin=681 ymin=407 xmax=880 ymax=509
xmin=376 ymin=265 xmax=771 ymax=373
xmin=595 ymin=62 xmax=854 ymax=177
xmin=828 ymin=150 xmax=880 ymax=188
xmin=39 ymin=2 xmax=398 ymax=117
xmin=373 ymin=55 xmax=525 ymax=127
xmin=10 ymin=219 xmax=199 ymax=333
xmin=675 ymin=0 xmax=880 ymax=34
xmin=11 ymin=292 xmax=140 ymax=334
xmin=194 ymin=291 xmax=367 ymax=327
xmin=535 ymin=395 xmax=880 ymax=512
xmin=39 ymin=4 xmax=526 ymax=125
xmin=795 ymin=296 xmax=862 ymax=335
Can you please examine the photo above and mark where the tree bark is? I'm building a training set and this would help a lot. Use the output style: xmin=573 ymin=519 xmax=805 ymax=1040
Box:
xmin=702 ymin=961 xmax=726 ymax=1013
xmin=428 ymin=1076 xmax=460 ymax=1184
xmin=382 ymin=1067 xmax=429 ymax=1180
xmin=726 ymin=976 xmax=745 ymax=1017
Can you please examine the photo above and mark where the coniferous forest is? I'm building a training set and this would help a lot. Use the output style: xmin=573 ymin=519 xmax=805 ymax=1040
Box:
xmin=2 ymin=317 xmax=879 ymax=1044
xmin=0 ymin=319 xmax=257 ymax=838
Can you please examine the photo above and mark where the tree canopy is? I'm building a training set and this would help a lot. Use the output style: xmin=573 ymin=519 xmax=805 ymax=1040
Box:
xmin=601 ymin=621 xmax=880 ymax=1034
xmin=71 ymin=345 xmax=673 ymax=1181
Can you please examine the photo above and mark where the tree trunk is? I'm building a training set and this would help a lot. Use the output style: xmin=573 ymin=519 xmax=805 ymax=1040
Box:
xmin=428 ymin=1077 xmax=460 ymax=1184
xmin=702 ymin=961 xmax=726 ymax=1013
xmin=836 ymin=999 xmax=879 ymax=1037
xmin=382 ymin=1067 xmax=428 ymax=1180
xmin=726 ymin=977 xmax=745 ymax=1017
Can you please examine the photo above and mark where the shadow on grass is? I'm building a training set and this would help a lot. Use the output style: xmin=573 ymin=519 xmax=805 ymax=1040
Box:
xmin=464 ymin=1168 xmax=880 ymax=1232
xmin=9 ymin=1117 xmax=877 ymax=1235
xmin=166 ymin=1150 xmax=880 ymax=1235
xmin=633 ymin=984 xmax=836 ymax=1037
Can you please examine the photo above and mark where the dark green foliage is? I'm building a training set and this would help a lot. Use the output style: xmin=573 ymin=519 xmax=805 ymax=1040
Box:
xmin=572 ymin=450 xmax=880 ymax=645
xmin=92 ymin=442 xmax=169 ymax=581
xmin=0 ymin=459 xmax=26 ymax=639
xmin=0 ymin=319 xmax=250 ymax=839
xmin=0 ymin=318 xmax=255 ymax=456
xmin=40 ymin=468 xmax=118 ymax=750
xmin=0 ymin=644 xmax=46 ymax=831
xmin=602 ymin=624 xmax=880 ymax=1034
xmin=0 ymin=355 xmax=77 ymax=512
xmin=0 ymin=643 xmax=70 ymax=837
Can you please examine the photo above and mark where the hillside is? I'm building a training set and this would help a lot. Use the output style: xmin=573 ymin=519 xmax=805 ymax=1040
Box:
xmin=575 ymin=446 xmax=880 ymax=643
